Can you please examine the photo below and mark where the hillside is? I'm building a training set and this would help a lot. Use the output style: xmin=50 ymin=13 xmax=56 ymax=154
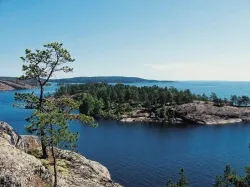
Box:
xmin=0 ymin=78 xmax=37 ymax=91
xmin=50 ymin=76 xmax=174 ymax=84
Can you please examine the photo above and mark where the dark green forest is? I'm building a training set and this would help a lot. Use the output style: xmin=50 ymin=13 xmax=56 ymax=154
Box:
xmin=54 ymin=83 xmax=206 ymax=120
xmin=54 ymin=83 xmax=250 ymax=122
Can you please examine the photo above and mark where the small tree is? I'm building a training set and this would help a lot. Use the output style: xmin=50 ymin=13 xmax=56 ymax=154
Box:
xmin=241 ymin=96 xmax=249 ymax=106
xmin=213 ymin=165 xmax=248 ymax=187
xmin=16 ymin=42 xmax=75 ymax=158
xmin=231 ymin=95 xmax=238 ymax=106
xmin=178 ymin=169 xmax=189 ymax=187
xmin=237 ymin=96 xmax=243 ymax=106
xmin=210 ymin=93 xmax=218 ymax=102
xmin=201 ymin=93 xmax=209 ymax=102
xmin=166 ymin=169 xmax=189 ymax=187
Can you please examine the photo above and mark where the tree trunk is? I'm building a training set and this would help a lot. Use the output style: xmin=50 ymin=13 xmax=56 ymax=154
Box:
xmin=50 ymin=123 xmax=57 ymax=187
xmin=41 ymin=130 xmax=48 ymax=158
xmin=39 ymin=85 xmax=48 ymax=158
xmin=51 ymin=144 xmax=57 ymax=187
xmin=39 ymin=85 xmax=44 ymax=109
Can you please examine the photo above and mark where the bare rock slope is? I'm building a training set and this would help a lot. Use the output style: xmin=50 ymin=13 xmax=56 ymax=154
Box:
xmin=0 ymin=121 xmax=122 ymax=187
xmin=0 ymin=80 xmax=35 ymax=91
xmin=175 ymin=102 xmax=250 ymax=124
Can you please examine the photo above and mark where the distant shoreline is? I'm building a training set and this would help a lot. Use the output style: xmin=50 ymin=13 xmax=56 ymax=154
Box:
xmin=49 ymin=76 xmax=176 ymax=84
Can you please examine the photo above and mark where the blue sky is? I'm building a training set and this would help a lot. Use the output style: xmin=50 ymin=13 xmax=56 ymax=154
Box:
xmin=0 ymin=0 xmax=250 ymax=80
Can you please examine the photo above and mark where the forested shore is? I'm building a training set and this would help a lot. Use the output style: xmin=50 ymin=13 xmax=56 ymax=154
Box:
xmin=54 ymin=83 xmax=250 ymax=124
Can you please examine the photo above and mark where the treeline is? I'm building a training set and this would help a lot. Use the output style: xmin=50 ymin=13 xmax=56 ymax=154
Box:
xmin=55 ymin=83 xmax=208 ymax=120
xmin=55 ymin=83 xmax=208 ymax=105
xmin=55 ymin=83 xmax=208 ymax=121
xmin=230 ymin=95 xmax=250 ymax=107
xmin=210 ymin=93 xmax=250 ymax=107
xmin=54 ymin=83 xmax=250 ymax=121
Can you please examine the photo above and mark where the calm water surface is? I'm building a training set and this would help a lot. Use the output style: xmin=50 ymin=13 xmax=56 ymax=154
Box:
xmin=1 ymin=81 xmax=250 ymax=187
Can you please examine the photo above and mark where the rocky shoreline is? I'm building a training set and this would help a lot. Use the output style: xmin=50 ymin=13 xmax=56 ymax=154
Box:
xmin=175 ymin=101 xmax=250 ymax=125
xmin=120 ymin=101 xmax=250 ymax=125
xmin=0 ymin=122 xmax=122 ymax=187
xmin=0 ymin=80 xmax=35 ymax=91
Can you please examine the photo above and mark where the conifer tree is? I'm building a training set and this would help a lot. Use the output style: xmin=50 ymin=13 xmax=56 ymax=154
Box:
xmin=14 ymin=42 xmax=96 ymax=186
xmin=15 ymin=42 xmax=75 ymax=158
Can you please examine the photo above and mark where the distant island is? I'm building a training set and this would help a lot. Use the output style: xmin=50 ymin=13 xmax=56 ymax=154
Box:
xmin=55 ymin=83 xmax=250 ymax=125
xmin=50 ymin=76 xmax=175 ymax=84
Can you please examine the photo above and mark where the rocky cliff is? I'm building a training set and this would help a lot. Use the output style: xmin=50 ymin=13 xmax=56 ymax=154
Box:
xmin=0 ymin=121 xmax=122 ymax=187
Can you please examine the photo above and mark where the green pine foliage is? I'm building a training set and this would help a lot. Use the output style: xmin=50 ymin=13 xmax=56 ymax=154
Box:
xmin=55 ymin=84 xmax=250 ymax=123
xmin=213 ymin=165 xmax=250 ymax=187
xmin=166 ymin=165 xmax=250 ymax=187
xmin=166 ymin=169 xmax=189 ymax=187
xmin=14 ymin=42 xmax=95 ymax=187
xmin=55 ymin=83 xmax=209 ymax=121
xmin=55 ymin=83 xmax=250 ymax=122
xmin=16 ymin=42 xmax=75 ymax=159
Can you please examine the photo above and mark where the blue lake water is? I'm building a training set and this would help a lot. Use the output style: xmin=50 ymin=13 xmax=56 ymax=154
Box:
xmin=1 ymin=81 xmax=250 ymax=187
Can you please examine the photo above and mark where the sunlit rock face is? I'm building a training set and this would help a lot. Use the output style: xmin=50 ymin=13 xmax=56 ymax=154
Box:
xmin=0 ymin=121 xmax=122 ymax=187
xmin=0 ymin=80 xmax=35 ymax=91
xmin=175 ymin=101 xmax=250 ymax=125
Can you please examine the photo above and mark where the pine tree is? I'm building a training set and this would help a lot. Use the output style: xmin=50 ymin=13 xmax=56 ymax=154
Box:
xmin=14 ymin=42 xmax=96 ymax=186
xmin=15 ymin=42 xmax=75 ymax=158
xmin=166 ymin=169 xmax=189 ymax=187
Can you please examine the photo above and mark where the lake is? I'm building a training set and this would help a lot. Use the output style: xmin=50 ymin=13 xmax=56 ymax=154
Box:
xmin=1 ymin=81 xmax=250 ymax=187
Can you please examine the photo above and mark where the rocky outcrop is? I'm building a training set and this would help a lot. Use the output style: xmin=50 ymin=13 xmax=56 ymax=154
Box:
xmin=175 ymin=101 xmax=250 ymax=125
xmin=0 ymin=121 xmax=122 ymax=187
xmin=0 ymin=80 xmax=35 ymax=91
xmin=0 ymin=82 xmax=14 ymax=91
xmin=120 ymin=110 xmax=156 ymax=123
xmin=120 ymin=109 xmax=182 ymax=124
xmin=119 ymin=102 xmax=250 ymax=125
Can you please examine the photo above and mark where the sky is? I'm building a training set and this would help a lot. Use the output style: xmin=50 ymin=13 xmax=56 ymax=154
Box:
xmin=0 ymin=0 xmax=250 ymax=81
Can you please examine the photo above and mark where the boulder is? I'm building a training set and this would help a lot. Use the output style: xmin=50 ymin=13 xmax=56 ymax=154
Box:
xmin=0 ymin=121 xmax=21 ymax=146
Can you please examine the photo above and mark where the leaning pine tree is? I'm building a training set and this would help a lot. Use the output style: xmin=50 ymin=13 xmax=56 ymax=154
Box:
xmin=14 ymin=42 xmax=96 ymax=186
xmin=15 ymin=42 xmax=75 ymax=159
